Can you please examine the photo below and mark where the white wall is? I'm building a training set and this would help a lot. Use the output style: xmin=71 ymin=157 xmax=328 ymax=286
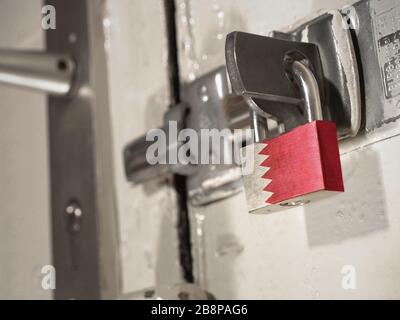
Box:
xmin=0 ymin=0 xmax=51 ymax=299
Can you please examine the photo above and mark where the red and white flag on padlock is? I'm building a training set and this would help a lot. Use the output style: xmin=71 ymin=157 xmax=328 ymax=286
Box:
xmin=241 ymin=120 xmax=344 ymax=214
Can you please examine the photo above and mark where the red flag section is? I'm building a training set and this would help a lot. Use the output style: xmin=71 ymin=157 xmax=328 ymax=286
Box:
xmin=259 ymin=120 xmax=344 ymax=204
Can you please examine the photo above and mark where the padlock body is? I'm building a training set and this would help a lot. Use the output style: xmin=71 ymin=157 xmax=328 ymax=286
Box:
xmin=241 ymin=120 xmax=344 ymax=214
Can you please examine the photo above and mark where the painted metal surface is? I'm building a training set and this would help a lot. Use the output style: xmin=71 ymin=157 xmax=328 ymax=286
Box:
xmin=177 ymin=0 xmax=400 ymax=298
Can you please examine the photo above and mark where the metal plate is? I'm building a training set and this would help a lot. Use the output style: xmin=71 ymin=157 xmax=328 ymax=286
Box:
xmin=182 ymin=67 xmax=245 ymax=206
xmin=225 ymin=31 xmax=324 ymax=133
xmin=352 ymin=0 xmax=400 ymax=131
xmin=46 ymin=0 xmax=119 ymax=299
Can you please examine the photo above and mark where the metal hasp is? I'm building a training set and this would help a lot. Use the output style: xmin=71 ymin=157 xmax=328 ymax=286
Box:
xmin=226 ymin=9 xmax=362 ymax=140
xmin=124 ymin=66 xmax=250 ymax=206
xmin=226 ymin=31 xmax=325 ymax=134
xmin=183 ymin=67 xmax=250 ymax=205
xmin=0 ymin=50 xmax=75 ymax=95
xmin=45 ymin=0 xmax=119 ymax=299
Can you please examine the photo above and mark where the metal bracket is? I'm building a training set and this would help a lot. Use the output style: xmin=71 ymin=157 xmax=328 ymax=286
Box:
xmin=226 ymin=10 xmax=362 ymax=140
xmin=225 ymin=31 xmax=324 ymax=133
xmin=124 ymin=66 xmax=249 ymax=206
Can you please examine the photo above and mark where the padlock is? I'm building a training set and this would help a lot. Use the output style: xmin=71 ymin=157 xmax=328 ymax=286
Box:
xmin=240 ymin=59 xmax=344 ymax=214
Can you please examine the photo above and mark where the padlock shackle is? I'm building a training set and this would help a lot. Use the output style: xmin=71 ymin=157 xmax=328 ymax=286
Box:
xmin=290 ymin=60 xmax=323 ymax=122
xmin=250 ymin=109 xmax=268 ymax=143
xmin=247 ymin=59 xmax=323 ymax=142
